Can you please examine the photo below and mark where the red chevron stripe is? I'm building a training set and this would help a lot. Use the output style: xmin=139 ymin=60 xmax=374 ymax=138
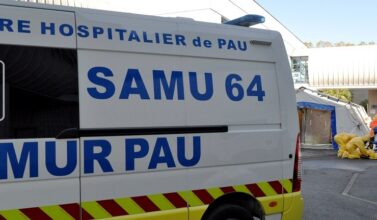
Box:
xmin=193 ymin=189 xmax=214 ymax=204
xmin=98 ymin=199 xmax=128 ymax=216
xmin=246 ymin=183 xmax=265 ymax=197
xmin=1 ymin=180 xmax=290 ymax=220
xmin=220 ymin=186 xmax=235 ymax=194
xmin=60 ymin=204 xmax=79 ymax=220
xmin=163 ymin=192 xmax=187 ymax=208
xmin=20 ymin=207 xmax=52 ymax=220
xmin=269 ymin=181 xmax=286 ymax=194
xmin=132 ymin=196 xmax=160 ymax=212
xmin=60 ymin=203 xmax=93 ymax=220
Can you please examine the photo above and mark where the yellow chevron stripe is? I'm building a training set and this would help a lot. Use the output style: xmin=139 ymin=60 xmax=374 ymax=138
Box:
xmin=0 ymin=179 xmax=294 ymax=220
xmin=82 ymin=201 xmax=112 ymax=219
xmin=280 ymin=179 xmax=293 ymax=193
xmin=0 ymin=209 xmax=29 ymax=220
xmin=115 ymin=197 xmax=144 ymax=215
xmin=148 ymin=194 xmax=175 ymax=210
xmin=257 ymin=182 xmax=277 ymax=196
xmin=207 ymin=187 xmax=224 ymax=199
xmin=233 ymin=184 xmax=251 ymax=194
xmin=41 ymin=205 xmax=74 ymax=220
xmin=182 ymin=191 xmax=204 ymax=207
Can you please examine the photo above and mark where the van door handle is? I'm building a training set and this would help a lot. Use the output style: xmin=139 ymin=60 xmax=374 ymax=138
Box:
xmin=0 ymin=60 xmax=5 ymax=122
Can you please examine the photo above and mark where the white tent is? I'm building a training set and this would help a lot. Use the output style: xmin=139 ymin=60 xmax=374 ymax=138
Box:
xmin=296 ymin=87 xmax=371 ymax=149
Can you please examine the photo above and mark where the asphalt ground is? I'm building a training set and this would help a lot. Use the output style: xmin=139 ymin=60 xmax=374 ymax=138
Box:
xmin=301 ymin=149 xmax=377 ymax=220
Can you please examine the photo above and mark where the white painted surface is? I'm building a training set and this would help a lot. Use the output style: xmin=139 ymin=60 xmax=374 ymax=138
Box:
xmin=0 ymin=4 xmax=75 ymax=48
xmin=0 ymin=138 xmax=79 ymax=209
xmin=0 ymin=2 xmax=299 ymax=216
xmin=78 ymin=51 xmax=281 ymax=129
xmin=309 ymin=45 xmax=377 ymax=88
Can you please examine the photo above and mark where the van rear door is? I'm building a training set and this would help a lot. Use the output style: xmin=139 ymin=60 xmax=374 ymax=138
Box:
xmin=0 ymin=4 xmax=80 ymax=219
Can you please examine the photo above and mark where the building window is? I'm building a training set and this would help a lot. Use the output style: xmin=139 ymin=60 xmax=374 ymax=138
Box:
xmin=291 ymin=56 xmax=309 ymax=84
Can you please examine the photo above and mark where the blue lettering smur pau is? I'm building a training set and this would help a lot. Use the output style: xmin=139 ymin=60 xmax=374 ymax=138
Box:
xmin=0 ymin=136 xmax=201 ymax=180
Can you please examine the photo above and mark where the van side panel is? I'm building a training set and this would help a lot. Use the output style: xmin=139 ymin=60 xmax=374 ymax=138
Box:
xmin=78 ymin=51 xmax=280 ymax=129
xmin=0 ymin=2 xmax=301 ymax=219
xmin=74 ymin=9 xmax=289 ymax=219
xmin=75 ymin=10 xmax=275 ymax=61
xmin=0 ymin=5 xmax=75 ymax=48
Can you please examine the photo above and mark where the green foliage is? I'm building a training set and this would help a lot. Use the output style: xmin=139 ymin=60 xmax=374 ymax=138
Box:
xmin=316 ymin=41 xmax=333 ymax=48
xmin=334 ymin=41 xmax=355 ymax=47
xmin=359 ymin=41 xmax=367 ymax=46
xmin=320 ymin=89 xmax=353 ymax=102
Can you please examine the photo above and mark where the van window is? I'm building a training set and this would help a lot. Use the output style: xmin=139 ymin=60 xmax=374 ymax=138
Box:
xmin=0 ymin=62 xmax=3 ymax=122
xmin=0 ymin=45 xmax=78 ymax=139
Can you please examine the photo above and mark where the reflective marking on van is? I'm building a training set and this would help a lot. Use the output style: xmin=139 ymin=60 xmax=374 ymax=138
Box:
xmin=0 ymin=179 xmax=293 ymax=219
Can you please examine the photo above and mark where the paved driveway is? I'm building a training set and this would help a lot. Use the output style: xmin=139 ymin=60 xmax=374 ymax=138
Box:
xmin=302 ymin=149 xmax=377 ymax=220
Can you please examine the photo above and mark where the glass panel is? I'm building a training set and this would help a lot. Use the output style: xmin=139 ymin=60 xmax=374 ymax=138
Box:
xmin=0 ymin=44 xmax=78 ymax=139
xmin=291 ymin=56 xmax=309 ymax=84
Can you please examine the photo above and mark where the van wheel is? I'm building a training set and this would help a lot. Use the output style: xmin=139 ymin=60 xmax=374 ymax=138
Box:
xmin=206 ymin=204 xmax=254 ymax=220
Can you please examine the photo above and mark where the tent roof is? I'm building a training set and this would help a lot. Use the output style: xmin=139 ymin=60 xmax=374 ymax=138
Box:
xmin=296 ymin=87 xmax=362 ymax=108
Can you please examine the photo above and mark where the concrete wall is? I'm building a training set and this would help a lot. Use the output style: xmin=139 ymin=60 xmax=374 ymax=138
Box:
xmin=351 ymin=89 xmax=368 ymax=104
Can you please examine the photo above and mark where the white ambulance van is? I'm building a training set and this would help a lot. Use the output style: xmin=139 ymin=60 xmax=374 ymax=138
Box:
xmin=0 ymin=1 xmax=303 ymax=220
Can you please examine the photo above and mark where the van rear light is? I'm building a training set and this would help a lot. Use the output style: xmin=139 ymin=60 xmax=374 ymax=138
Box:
xmin=292 ymin=134 xmax=302 ymax=192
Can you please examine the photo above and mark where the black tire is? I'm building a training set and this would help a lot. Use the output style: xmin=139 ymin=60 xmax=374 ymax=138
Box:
xmin=206 ymin=204 xmax=254 ymax=220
